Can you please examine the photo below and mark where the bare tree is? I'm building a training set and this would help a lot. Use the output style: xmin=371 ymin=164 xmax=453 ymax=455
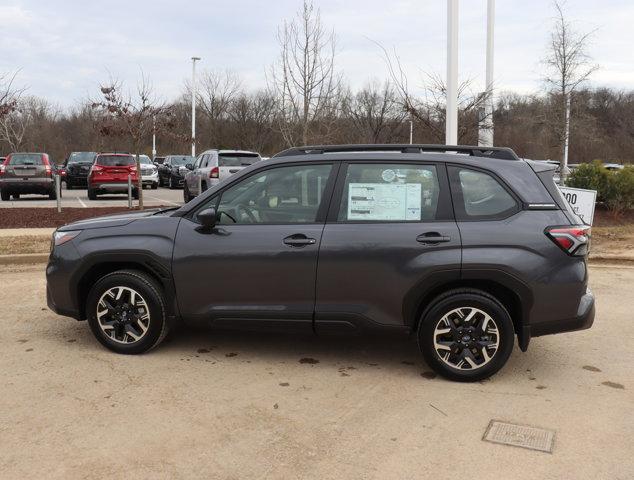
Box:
xmin=226 ymin=90 xmax=277 ymax=152
xmin=379 ymin=45 xmax=491 ymax=143
xmin=195 ymin=70 xmax=242 ymax=147
xmin=543 ymin=0 xmax=598 ymax=180
xmin=0 ymin=72 xmax=27 ymax=151
xmin=341 ymin=80 xmax=407 ymax=143
xmin=269 ymin=0 xmax=341 ymax=146
xmin=92 ymin=75 xmax=172 ymax=209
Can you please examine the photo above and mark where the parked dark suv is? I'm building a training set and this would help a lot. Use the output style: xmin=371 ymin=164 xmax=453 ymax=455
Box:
xmin=46 ymin=145 xmax=594 ymax=381
xmin=64 ymin=152 xmax=97 ymax=189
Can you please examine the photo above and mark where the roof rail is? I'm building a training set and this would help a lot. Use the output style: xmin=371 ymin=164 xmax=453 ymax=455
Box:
xmin=273 ymin=144 xmax=520 ymax=161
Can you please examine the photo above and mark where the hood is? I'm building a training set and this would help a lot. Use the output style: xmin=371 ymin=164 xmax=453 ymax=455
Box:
xmin=58 ymin=209 xmax=162 ymax=231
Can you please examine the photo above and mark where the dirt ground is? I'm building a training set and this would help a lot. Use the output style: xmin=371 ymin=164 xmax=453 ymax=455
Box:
xmin=0 ymin=263 xmax=632 ymax=479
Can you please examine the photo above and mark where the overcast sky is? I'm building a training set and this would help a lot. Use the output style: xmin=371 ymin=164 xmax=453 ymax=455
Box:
xmin=2 ymin=0 xmax=632 ymax=108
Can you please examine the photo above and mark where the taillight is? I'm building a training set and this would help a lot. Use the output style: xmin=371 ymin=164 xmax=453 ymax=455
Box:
xmin=45 ymin=164 xmax=52 ymax=176
xmin=0 ymin=159 xmax=7 ymax=176
xmin=545 ymin=225 xmax=591 ymax=256
xmin=129 ymin=165 xmax=137 ymax=172
xmin=90 ymin=165 xmax=103 ymax=176
xmin=209 ymin=166 xmax=219 ymax=178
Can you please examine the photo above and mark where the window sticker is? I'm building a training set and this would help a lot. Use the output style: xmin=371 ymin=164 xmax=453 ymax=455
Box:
xmin=347 ymin=183 xmax=422 ymax=221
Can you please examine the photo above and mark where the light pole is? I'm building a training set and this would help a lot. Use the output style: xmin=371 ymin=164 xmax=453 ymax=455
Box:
xmin=409 ymin=118 xmax=413 ymax=144
xmin=446 ymin=0 xmax=459 ymax=145
xmin=152 ymin=115 xmax=156 ymax=159
xmin=191 ymin=56 xmax=201 ymax=157
xmin=479 ymin=0 xmax=495 ymax=147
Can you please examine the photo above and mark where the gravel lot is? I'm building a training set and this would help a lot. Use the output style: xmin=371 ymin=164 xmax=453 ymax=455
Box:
xmin=0 ymin=264 xmax=632 ymax=479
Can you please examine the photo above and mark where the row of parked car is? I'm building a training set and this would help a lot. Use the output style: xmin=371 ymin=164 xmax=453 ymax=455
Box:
xmin=0 ymin=149 xmax=262 ymax=201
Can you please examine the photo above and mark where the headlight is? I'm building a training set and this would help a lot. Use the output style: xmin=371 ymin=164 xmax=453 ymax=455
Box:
xmin=51 ymin=230 xmax=81 ymax=250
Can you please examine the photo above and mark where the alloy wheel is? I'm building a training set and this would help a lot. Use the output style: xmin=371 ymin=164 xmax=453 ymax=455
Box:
xmin=96 ymin=286 xmax=151 ymax=344
xmin=433 ymin=307 xmax=500 ymax=370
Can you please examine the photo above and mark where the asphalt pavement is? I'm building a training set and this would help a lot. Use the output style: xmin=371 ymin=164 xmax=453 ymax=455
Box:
xmin=0 ymin=185 xmax=184 ymax=208
xmin=0 ymin=263 xmax=632 ymax=479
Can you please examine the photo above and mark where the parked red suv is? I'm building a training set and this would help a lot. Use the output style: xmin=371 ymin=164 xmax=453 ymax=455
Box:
xmin=88 ymin=153 xmax=139 ymax=200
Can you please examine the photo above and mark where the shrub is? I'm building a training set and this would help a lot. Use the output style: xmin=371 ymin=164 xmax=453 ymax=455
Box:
xmin=567 ymin=162 xmax=634 ymax=214
xmin=567 ymin=161 xmax=609 ymax=202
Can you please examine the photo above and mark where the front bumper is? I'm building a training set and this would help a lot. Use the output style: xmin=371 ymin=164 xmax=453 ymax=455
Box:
xmin=141 ymin=172 xmax=159 ymax=186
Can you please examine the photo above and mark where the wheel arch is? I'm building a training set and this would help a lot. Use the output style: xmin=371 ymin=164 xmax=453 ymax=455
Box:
xmin=405 ymin=271 xmax=533 ymax=351
xmin=72 ymin=253 xmax=178 ymax=321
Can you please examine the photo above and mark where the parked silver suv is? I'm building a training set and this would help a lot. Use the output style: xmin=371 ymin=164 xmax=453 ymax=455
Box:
xmin=183 ymin=149 xmax=261 ymax=202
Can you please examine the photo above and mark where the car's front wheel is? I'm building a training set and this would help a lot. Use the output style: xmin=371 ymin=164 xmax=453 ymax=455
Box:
xmin=86 ymin=270 xmax=169 ymax=354
xmin=418 ymin=289 xmax=514 ymax=382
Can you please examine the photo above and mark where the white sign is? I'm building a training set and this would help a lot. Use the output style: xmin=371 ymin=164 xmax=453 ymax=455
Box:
xmin=348 ymin=183 xmax=422 ymax=221
xmin=558 ymin=186 xmax=597 ymax=225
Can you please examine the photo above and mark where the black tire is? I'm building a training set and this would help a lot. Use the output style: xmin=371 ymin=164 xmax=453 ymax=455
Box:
xmin=12 ymin=193 xmax=20 ymax=200
xmin=88 ymin=188 xmax=97 ymax=200
xmin=151 ymin=183 xmax=158 ymax=190
xmin=49 ymin=188 xmax=57 ymax=200
xmin=0 ymin=189 xmax=9 ymax=201
xmin=417 ymin=289 xmax=515 ymax=382
xmin=132 ymin=189 xmax=139 ymax=200
xmin=169 ymin=176 xmax=176 ymax=189
xmin=66 ymin=182 xmax=73 ymax=190
xmin=86 ymin=270 xmax=169 ymax=354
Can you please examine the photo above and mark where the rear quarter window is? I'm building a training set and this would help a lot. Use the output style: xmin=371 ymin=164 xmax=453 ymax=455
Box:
xmin=449 ymin=166 xmax=519 ymax=220
xmin=219 ymin=154 xmax=260 ymax=167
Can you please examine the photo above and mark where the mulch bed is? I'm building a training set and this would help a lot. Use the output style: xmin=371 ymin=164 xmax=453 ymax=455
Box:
xmin=0 ymin=207 xmax=164 ymax=229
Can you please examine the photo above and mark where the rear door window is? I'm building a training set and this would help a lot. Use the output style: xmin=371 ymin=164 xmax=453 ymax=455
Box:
xmin=449 ymin=166 xmax=519 ymax=220
xmin=96 ymin=155 xmax=135 ymax=166
xmin=9 ymin=154 xmax=43 ymax=165
xmin=336 ymin=164 xmax=441 ymax=222
xmin=218 ymin=153 xmax=260 ymax=167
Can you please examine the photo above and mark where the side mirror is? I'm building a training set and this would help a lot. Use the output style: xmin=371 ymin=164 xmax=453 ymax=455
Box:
xmin=186 ymin=163 xmax=194 ymax=170
xmin=198 ymin=207 xmax=218 ymax=229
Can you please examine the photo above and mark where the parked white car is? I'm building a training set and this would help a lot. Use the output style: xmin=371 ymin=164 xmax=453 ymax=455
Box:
xmin=183 ymin=149 xmax=261 ymax=202
xmin=137 ymin=154 xmax=159 ymax=189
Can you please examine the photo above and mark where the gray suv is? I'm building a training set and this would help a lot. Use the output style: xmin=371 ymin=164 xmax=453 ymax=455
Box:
xmin=46 ymin=144 xmax=594 ymax=381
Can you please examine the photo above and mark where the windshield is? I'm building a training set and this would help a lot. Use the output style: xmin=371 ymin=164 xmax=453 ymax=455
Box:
xmin=219 ymin=153 xmax=260 ymax=167
xmin=96 ymin=155 xmax=135 ymax=166
xmin=9 ymin=154 xmax=44 ymax=165
xmin=169 ymin=156 xmax=194 ymax=166
xmin=138 ymin=155 xmax=152 ymax=164
xmin=68 ymin=152 xmax=96 ymax=164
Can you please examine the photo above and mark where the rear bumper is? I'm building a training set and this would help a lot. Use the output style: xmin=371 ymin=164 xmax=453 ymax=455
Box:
xmin=91 ymin=183 xmax=138 ymax=193
xmin=530 ymin=288 xmax=595 ymax=337
xmin=66 ymin=174 xmax=88 ymax=185
xmin=0 ymin=178 xmax=54 ymax=192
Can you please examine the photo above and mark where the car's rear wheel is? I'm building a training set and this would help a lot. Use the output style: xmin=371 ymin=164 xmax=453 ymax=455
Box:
xmin=86 ymin=270 xmax=169 ymax=354
xmin=0 ymin=190 xmax=9 ymax=201
xmin=418 ymin=289 xmax=514 ymax=382
xmin=49 ymin=188 xmax=57 ymax=200
xmin=12 ymin=193 xmax=20 ymax=200
xmin=88 ymin=188 xmax=97 ymax=200
xmin=132 ymin=189 xmax=139 ymax=200
xmin=66 ymin=182 xmax=73 ymax=190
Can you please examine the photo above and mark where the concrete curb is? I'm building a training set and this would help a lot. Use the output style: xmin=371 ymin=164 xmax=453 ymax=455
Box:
xmin=0 ymin=253 xmax=50 ymax=265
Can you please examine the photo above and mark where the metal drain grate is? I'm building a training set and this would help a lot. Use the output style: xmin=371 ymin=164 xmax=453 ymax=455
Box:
xmin=483 ymin=420 xmax=555 ymax=453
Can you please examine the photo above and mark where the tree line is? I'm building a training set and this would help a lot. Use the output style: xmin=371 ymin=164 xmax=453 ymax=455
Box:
xmin=1 ymin=1 xmax=630 ymax=166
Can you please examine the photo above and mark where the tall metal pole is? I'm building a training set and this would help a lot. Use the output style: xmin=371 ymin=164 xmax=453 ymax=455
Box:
xmin=409 ymin=118 xmax=413 ymax=144
xmin=562 ymin=94 xmax=571 ymax=185
xmin=446 ymin=0 xmax=459 ymax=145
xmin=191 ymin=56 xmax=201 ymax=157
xmin=479 ymin=0 xmax=495 ymax=147
xmin=152 ymin=115 xmax=157 ymax=159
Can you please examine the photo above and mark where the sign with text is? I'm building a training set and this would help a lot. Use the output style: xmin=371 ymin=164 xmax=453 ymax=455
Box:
xmin=558 ymin=186 xmax=597 ymax=225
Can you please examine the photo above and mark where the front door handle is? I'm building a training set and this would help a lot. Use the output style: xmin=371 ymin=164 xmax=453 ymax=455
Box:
xmin=416 ymin=232 xmax=451 ymax=244
xmin=283 ymin=234 xmax=317 ymax=247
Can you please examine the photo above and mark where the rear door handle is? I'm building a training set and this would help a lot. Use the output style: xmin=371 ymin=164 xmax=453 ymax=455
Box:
xmin=416 ymin=232 xmax=451 ymax=244
xmin=283 ymin=234 xmax=317 ymax=247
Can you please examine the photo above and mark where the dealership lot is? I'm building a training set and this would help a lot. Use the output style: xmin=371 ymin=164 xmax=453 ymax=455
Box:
xmin=0 ymin=263 xmax=631 ymax=479
xmin=0 ymin=186 xmax=184 ymax=208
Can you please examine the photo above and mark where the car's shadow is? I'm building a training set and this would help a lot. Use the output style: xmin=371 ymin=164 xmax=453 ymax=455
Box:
xmin=156 ymin=326 xmax=434 ymax=377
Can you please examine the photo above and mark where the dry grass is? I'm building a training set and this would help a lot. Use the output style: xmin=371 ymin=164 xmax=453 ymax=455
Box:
xmin=0 ymin=236 xmax=51 ymax=255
